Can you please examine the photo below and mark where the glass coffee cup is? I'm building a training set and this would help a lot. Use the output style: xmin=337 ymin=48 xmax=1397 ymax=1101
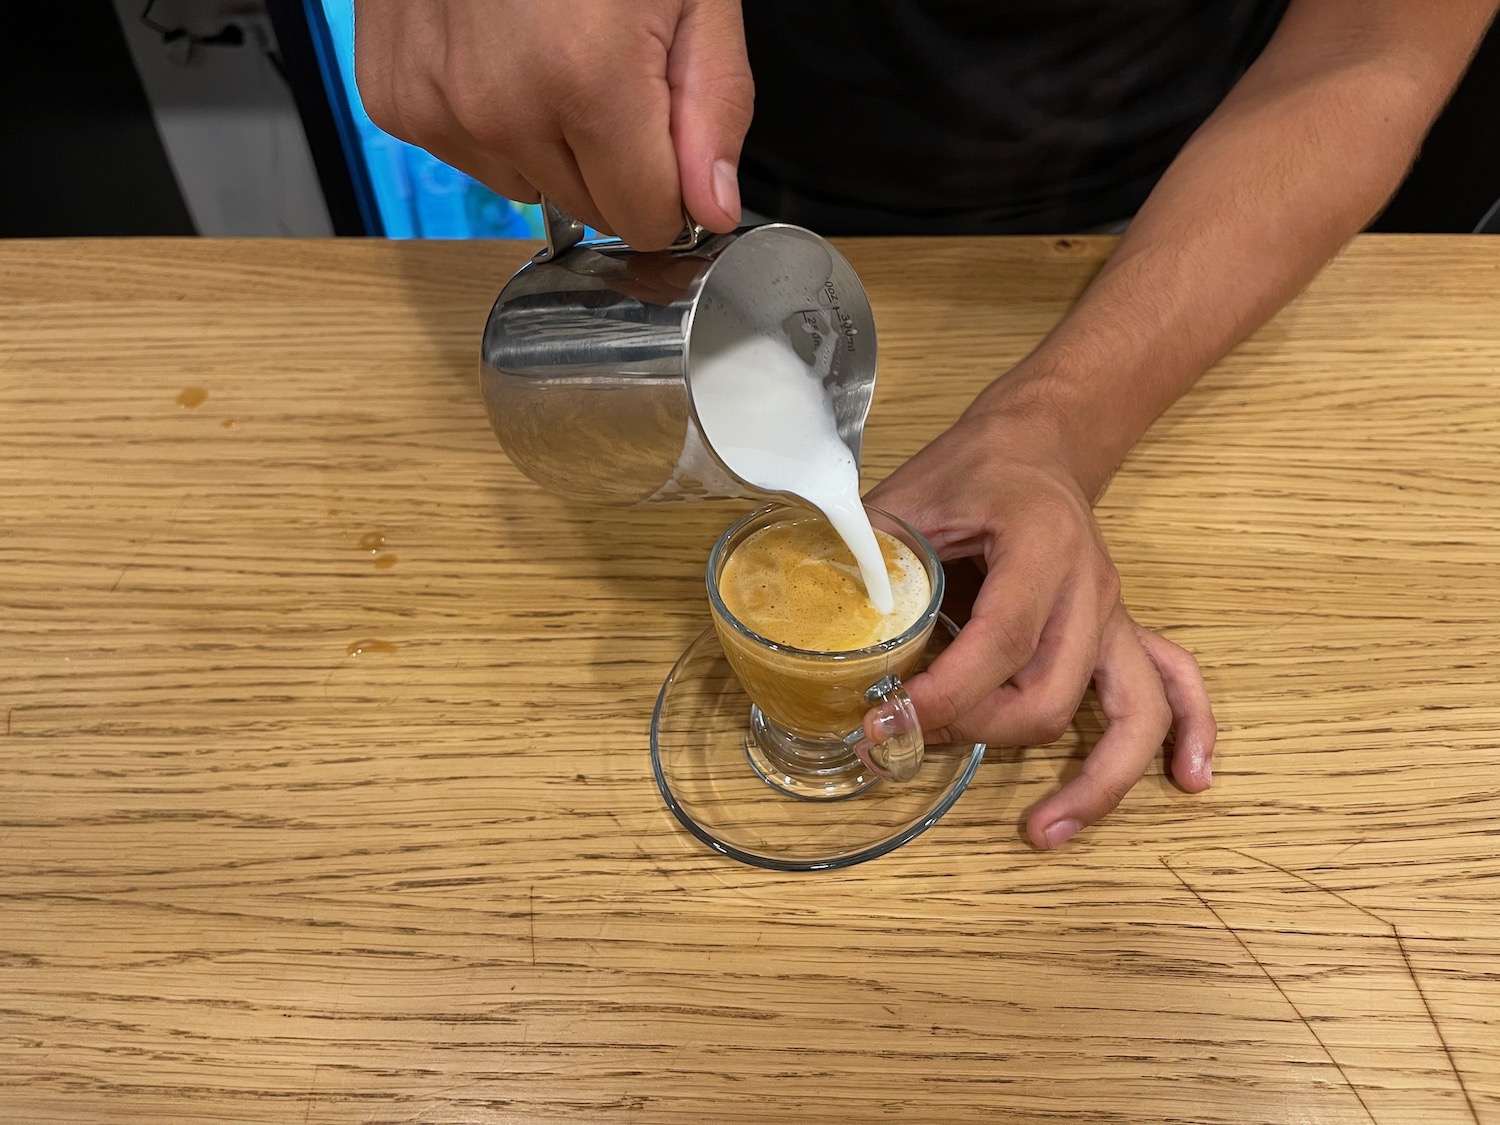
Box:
xmin=708 ymin=503 xmax=941 ymax=797
xmin=650 ymin=504 xmax=985 ymax=870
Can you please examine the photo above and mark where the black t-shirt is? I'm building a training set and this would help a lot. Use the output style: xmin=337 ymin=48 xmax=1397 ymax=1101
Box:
xmin=739 ymin=0 xmax=1290 ymax=234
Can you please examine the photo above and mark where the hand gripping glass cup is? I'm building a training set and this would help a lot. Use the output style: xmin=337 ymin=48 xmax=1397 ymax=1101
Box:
xmin=481 ymin=201 xmax=985 ymax=870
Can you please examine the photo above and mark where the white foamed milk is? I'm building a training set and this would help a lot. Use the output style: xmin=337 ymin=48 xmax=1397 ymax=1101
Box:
xmin=691 ymin=291 xmax=895 ymax=615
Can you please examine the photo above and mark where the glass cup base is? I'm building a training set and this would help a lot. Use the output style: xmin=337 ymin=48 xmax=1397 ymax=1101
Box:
xmin=744 ymin=706 xmax=880 ymax=800
xmin=651 ymin=615 xmax=985 ymax=871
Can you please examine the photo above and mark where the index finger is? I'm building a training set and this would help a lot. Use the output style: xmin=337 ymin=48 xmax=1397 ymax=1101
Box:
xmin=903 ymin=547 xmax=1064 ymax=739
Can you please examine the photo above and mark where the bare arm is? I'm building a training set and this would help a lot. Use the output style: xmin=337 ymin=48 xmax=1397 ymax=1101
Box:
xmin=975 ymin=0 xmax=1500 ymax=498
xmin=871 ymin=0 xmax=1498 ymax=847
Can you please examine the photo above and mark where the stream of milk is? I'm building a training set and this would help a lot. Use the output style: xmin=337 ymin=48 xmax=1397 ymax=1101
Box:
xmin=690 ymin=291 xmax=894 ymax=615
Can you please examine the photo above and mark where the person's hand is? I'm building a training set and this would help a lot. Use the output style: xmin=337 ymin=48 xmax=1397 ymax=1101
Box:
xmin=352 ymin=0 xmax=753 ymax=247
xmin=865 ymin=397 xmax=1216 ymax=849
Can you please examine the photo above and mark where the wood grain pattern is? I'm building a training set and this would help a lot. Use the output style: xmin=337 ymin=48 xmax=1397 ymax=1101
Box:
xmin=2 ymin=235 xmax=1498 ymax=1123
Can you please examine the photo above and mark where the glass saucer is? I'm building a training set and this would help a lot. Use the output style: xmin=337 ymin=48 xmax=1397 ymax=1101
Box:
xmin=651 ymin=615 xmax=985 ymax=871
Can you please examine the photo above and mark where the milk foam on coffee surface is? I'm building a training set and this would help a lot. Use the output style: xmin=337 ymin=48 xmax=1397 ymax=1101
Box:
xmin=690 ymin=283 xmax=895 ymax=614
xmin=719 ymin=518 xmax=930 ymax=651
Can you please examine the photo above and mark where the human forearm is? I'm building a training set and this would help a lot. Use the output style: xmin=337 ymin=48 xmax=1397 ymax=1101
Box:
xmin=968 ymin=0 xmax=1498 ymax=499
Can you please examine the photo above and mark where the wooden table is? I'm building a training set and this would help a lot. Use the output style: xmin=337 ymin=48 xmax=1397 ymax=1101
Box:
xmin=2 ymin=236 xmax=1498 ymax=1124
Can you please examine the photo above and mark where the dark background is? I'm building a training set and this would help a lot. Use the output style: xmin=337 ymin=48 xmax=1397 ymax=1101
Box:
xmin=0 ymin=3 xmax=196 ymax=236
xmin=2 ymin=2 xmax=1497 ymax=238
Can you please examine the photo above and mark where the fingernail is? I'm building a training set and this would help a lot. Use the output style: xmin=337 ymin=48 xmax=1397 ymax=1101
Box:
xmin=1042 ymin=819 xmax=1082 ymax=849
xmin=712 ymin=160 xmax=741 ymax=224
xmin=1201 ymin=760 xmax=1213 ymax=786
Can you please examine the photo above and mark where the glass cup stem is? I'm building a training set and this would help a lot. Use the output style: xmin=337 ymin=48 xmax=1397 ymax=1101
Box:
xmin=744 ymin=707 xmax=880 ymax=801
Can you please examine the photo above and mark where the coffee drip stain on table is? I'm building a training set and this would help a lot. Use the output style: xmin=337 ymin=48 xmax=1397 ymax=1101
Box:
xmin=356 ymin=530 xmax=398 ymax=570
xmin=346 ymin=638 xmax=399 ymax=657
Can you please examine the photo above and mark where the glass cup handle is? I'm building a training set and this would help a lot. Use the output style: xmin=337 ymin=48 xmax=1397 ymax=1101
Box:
xmin=852 ymin=675 xmax=924 ymax=783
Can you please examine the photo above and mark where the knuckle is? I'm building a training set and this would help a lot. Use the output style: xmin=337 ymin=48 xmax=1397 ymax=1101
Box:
xmin=1035 ymin=713 xmax=1073 ymax=746
xmin=922 ymin=679 xmax=967 ymax=732
xmin=1097 ymin=562 xmax=1121 ymax=606
xmin=1155 ymin=637 xmax=1202 ymax=683
xmin=552 ymin=65 xmax=638 ymax=131
xmin=444 ymin=92 xmax=494 ymax=143
xmin=378 ymin=82 xmax=445 ymax=146
xmin=703 ymin=74 xmax=756 ymax=133
xmin=1080 ymin=768 xmax=1134 ymax=814
xmin=1146 ymin=697 xmax=1174 ymax=739
xmin=444 ymin=74 xmax=515 ymax=146
xmin=991 ymin=619 xmax=1038 ymax=674
xmin=1030 ymin=695 xmax=1078 ymax=745
xmin=923 ymin=721 xmax=956 ymax=747
xmin=1173 ymin=645 xmax=1203 ymax=678
xmin=533 ymin=41 xmax=612 ymax=120
xmin=1095 ymin=776 xmax=1133 ymax=812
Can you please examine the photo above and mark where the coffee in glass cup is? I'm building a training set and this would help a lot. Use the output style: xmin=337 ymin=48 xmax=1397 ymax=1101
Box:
xmin=708 ymin=503 xmax=944 ymax=796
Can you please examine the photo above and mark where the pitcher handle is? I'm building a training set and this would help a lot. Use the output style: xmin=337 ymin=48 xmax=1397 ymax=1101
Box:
xmin=537 ymin=195 xmax=708 ymax=262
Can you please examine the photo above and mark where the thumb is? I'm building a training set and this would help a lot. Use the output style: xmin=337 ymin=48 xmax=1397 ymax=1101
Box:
xmin=668 ymin=0 xmax=754 ymax=233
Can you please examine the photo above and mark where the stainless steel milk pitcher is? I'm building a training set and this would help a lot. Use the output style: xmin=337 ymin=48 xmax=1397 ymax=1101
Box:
xmin=480 ymin=199 xmax=878 ymax=505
